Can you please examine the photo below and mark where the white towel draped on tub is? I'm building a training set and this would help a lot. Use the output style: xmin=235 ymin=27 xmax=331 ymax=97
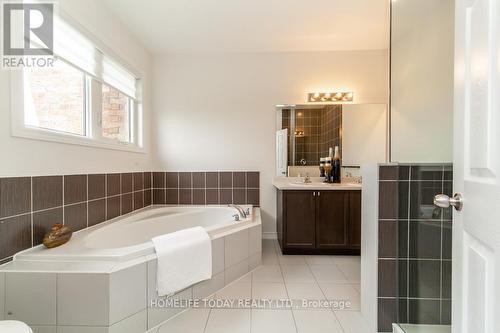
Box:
xmin=152 ymin=226 xmax=212 ymax=297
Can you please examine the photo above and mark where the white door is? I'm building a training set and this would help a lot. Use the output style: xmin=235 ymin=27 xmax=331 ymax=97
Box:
xmin=452 ymin=1 xmax=500 ymax=332
xmin=276 ymin=129 xmax=288 ymax=176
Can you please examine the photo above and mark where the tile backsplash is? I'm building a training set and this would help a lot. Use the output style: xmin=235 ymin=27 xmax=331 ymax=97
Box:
xmin=0 ymin=172 xmax=152 ymax=264
xmin=0 ymin=170 xmax=260 ymax=264
xmin=152 ymin=171 xmax=260 ymax=206
xmin=377 ymin=164 xmax=452 ymax=331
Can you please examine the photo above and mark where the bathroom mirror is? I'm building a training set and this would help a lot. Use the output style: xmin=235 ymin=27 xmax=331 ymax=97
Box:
xmin=276 ymin=103 xmax=388 ymax=177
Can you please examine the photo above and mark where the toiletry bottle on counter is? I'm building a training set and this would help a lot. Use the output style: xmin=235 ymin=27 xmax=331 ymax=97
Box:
xmin=324 ymin=157 xmax=332 ymax=182
xmin=319 ymin=158 xmax=326 ymax=177
xmin=332 ymin=146 xmax=341 ymax=183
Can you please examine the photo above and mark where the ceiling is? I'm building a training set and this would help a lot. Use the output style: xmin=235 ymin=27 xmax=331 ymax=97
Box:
xmin=103 ymin=0 xmax=389 ymax=54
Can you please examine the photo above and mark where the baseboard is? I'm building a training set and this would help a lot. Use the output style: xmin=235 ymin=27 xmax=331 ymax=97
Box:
xmin=262 ymin=232 xmax=277 ymax=240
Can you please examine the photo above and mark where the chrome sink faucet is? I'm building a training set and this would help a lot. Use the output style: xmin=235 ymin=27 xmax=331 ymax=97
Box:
xmin=303 ymin=173 xmax=312 ymax=184
xmin=228 ymin=204 xmax=247 ymax=219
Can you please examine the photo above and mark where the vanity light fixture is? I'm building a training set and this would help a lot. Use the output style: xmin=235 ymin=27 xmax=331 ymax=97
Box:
xmin=307 ymin=92 xmax=354 ymax=103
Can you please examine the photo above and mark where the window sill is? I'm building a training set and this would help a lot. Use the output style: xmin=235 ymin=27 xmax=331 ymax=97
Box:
xmin=11 ymin=126 xmax=146 ymax=154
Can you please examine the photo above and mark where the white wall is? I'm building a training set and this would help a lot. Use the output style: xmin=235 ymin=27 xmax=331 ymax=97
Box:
xmin=360 ymin=164 xmax=380 ymax=333
xmin=0 ymin=0 xmax=154 ymax=177
xmin=152 ymin=50 xmax=388 ymax=236
xmin=391 ymin=0 xmax=454 ymax=163
xmin=343 ymin=104 xmax=387 ymax=166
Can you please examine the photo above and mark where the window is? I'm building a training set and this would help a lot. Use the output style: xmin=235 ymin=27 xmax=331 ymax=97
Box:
xmin=102 ymin=83 xmax=131 ymax=142
xmin=24 ymin=60 xmax=86 ymax=136
xmin=11 ymin=15 xmax=143 ymax=152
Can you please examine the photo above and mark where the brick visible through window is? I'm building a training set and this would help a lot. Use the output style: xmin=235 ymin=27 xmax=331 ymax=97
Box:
xmin=24 ymin=59 xmax=85 ymax=136
xmin=102 ymin=83 xmax=131 ymax=142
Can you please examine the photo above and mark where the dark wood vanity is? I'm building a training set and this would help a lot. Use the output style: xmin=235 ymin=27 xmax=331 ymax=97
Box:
xmin=276 ymin=189 xmax=361 ymax=255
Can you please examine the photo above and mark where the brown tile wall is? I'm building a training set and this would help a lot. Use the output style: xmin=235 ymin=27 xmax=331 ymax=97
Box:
xmin=152 ymin=171 xmax=260 ymax=207
xmin=0 ymin=170 xmax=260 ymax=265
xmin=0 ymin=172 xmax=152 ymax=264
xmin=281 ymin=107 xmax=342 ymax=166
xmin=320 ymin=105 xmax=342 ymax=158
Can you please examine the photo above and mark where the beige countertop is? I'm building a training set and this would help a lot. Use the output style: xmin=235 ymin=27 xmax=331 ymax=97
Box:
xmin=273 ymin=177 xmax=362 ymax=191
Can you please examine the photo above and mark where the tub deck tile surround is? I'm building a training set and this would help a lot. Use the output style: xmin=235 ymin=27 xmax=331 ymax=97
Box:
xmin=0 ymin=206 xmax=262 ymax=333
xmin=5 ymin=272 xmax=57 ymax=326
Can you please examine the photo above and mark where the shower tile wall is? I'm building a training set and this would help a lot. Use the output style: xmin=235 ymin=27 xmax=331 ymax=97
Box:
xmin=377 ymin=164 xmax=453 ymax=332
xmin=0 ymin=172 xmax=153 ymax=264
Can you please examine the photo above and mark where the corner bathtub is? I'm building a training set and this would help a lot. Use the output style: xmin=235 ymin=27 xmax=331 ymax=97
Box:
xmin=0 ymin=205 xmax=262 ymax=332
xmin=14 ymin=205 xmax=256 ymax=263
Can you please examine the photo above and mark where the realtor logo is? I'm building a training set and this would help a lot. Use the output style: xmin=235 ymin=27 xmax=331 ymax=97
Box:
xmin=2 ymin=2 xmax=54 ymax=68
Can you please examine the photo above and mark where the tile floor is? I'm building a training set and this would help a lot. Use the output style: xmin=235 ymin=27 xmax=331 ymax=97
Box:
xmin=152 ymin=240 xmax=373 ymax=333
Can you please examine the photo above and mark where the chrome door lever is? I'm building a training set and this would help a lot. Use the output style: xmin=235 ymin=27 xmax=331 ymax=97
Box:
xmin=434 ymin=193 xmax=463 ymax=211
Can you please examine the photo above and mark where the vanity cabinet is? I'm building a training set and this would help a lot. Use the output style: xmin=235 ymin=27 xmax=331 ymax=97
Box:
xmin=277 ymin=190 xmax=361 ymax=255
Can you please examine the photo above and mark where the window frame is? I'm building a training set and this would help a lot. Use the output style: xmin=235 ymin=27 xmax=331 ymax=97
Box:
xmin=10 ymin=19 xmax=144 ymax=153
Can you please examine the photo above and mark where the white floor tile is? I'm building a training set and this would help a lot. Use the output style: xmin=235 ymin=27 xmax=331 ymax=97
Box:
xmin=319 ymin=283 xmax=360 ymax=310
xmin=281 ymin=265 xmax=316 ymax=283
xmin=304 ymin=256 xmax=336 ymax=265
xmin=334 ymin=310 xmax=373 ymax=333
xmin=278 ymin=255 xmax=307 ymax=265
xmin=309 ymin=264 xmax=348 ymax=283
xmin=237 ymin=272 xmax=253 ymax=283
xmin=252 ymin=282 xmax=288 ymax=300
xmin=252 ymin=265 xmax=283 ymax=283
xmin=262 ymin=252 xmax=280 ymax=265
xmin=262 ymin=240 xmax=277 ymax=253
xmin=335 ymin=260 xmax=361 ymax=282
xmin=215 ymin=281 xmax=251 ymax=300
xmin=293 ymin=309 xmax=344 ymax=333
xmin=330 ymin=256 xmax=361 ymax=266
xmin=285 ymin=283 xmax=326 ymax=301
xmin=204 ymin=309 xmax=251 ymax=333
xmin=156 ymin=308 xmax=210 ymax=333
xmin=251 ymin=309 xmax=296 ymax=333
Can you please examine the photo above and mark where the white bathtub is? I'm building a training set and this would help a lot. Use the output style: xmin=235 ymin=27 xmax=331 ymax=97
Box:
xmin=0 ymin=205 xmax=262 ymax=331
xmin=14 ymin=205 xmax=255 ymax=263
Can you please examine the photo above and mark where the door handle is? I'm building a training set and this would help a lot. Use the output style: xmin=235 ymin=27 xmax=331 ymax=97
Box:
xmin=434 ymin=193 xmax=463 ymax=211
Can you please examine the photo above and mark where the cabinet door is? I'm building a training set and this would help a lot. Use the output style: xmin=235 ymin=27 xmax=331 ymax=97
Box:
xmin=348 ymin=191 xmax=362 ymax=247
xmin=316 ymin=191 xmax=349 ymax=248
xmin=284 ymin=191 xmax=316 ymax=248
